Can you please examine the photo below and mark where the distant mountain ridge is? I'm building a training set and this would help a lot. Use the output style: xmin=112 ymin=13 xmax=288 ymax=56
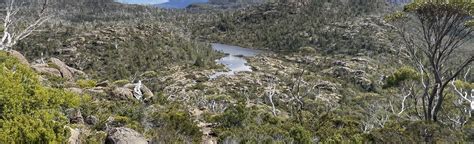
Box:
xmin=155 ymin=0 xmax=208 ymax=8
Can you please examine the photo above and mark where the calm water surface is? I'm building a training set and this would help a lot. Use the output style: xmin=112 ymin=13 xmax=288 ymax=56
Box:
xmin=210 ymin=43 xmax=260 ymax=79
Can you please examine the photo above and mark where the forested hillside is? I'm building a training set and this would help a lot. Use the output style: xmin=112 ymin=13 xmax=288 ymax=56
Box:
xmin=0 ymin=0 xmax=472 ymax=143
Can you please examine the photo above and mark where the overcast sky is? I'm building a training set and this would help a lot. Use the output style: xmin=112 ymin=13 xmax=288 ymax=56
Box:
xmin=116 ymin=0 xmax=169 ymax=4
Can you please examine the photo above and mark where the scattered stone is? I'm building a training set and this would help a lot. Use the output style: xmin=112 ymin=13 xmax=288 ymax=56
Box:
xmin=105 ymin=127 xmax=148 ymax=144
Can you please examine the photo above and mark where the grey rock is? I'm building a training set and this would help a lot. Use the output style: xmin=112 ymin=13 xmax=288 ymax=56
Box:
xmin=50 ymin=58 xmax=74 ymax=81
xmin=106 ymin=127 xmax=147 ymax=144
xmin=85 ymin=115 xmax=99 ymax=125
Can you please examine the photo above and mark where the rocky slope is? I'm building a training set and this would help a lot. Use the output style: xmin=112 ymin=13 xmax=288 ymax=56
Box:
xmin=1 ymin=0 xmax=472 ymax=143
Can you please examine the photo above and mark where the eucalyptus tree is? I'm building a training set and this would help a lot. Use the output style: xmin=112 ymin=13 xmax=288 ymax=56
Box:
xmin=386 ymin=0 xmax=474 ymax=121
xmin=0 ymin=0 xmax=51 ymax=50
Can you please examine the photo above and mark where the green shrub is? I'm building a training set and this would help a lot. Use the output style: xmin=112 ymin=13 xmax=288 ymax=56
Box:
xmin=0 ymin=52 xmax=80 ymax=143
xmin=149 ymin=104 xmax=202 ymax=143
xmin=385 ymin=66 xmax=420 ymax=88
xmin=77 ymin=79 xmax=97 ymax=88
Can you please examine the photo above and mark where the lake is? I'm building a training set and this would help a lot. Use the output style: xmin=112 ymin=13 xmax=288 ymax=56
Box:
xmin=210 ymin=43 xmax=260 ymax=79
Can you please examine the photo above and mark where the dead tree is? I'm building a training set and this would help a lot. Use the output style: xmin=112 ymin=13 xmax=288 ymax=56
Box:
xmin=0 ymin=0 xmax=51 ymax=50
xmin=387 ymin=1 xmax=474 ymax=121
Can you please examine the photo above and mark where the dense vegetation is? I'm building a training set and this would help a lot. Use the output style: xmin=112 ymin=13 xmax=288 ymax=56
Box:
xmin=0 ymin=52 xmax=79 ymax=143
xmin=0 ymin=0 xmax=472 ymax=143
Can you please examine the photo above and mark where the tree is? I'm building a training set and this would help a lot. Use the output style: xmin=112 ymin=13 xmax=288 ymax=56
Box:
xmin=0 ymin=0 xmax=51 ymax=50
xmin=386 ymin=1 xmax=474 ymax=121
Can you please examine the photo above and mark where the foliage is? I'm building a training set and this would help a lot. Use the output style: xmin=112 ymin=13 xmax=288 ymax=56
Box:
xmin=369 ymin=120 xmax=463 ymax=143
xmin=193 ymin=0 xmax=394 ymax=55
xmin=212 ymin=103 xmax=314 ymax=143
xmin=385 ymin=66 xmax=420 ymax=87
xmin=0 ymin=52 xmax=79 ymax=143
xmin=148 ymin=104 xmax=202 ymax=143
xmin=76 ymin=79 xmax=97 ymax=89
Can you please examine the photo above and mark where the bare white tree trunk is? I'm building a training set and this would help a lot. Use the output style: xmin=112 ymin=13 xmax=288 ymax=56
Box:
xmin=266 ymin=79 xmax=277 ymax=116
xmin=398 ymin=88 xmax=412 ymax=116
xmin=451 ymin=80 xmax=473 ymax=114
xmin=133 ymin=80 xmax=143 ymax=100
xmin=0 ymin=0 xmax=51 ymax=50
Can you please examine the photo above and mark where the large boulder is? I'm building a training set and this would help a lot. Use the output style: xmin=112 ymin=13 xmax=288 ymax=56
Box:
xmin=7 ymin=50 xmax=29 ymax=66
xmin=50 ymin=58 xmax=74 ymax=81
xmin=124 ymin=83 xmax=154 ymax=100
xmin=105 ymin=127 xmax=148 ymax=144
xmin=31 ymin=64 xmax=62 ymax=77
xmin=111 ymin=87 xmax=134 ymax=100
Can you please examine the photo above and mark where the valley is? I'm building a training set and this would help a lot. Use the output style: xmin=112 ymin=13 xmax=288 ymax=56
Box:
xmin=0 ymin=0 xmax=472 ymax=143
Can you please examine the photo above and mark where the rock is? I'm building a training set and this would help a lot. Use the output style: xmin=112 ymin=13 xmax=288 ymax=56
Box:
xmin=67 ymin=67 xmax=87 ymax=78
xmin=68 ymin=109 xmax=84 ymax=124
xmin=354 ymin=77 xmax=374 ymax=91
xmin=85 ymin=115 xmax=99 ymax=125
xmin=67 ymin=127 xmax=81 ymax=144
xmin=112 ymin=87 xmax=134 ymax=100
xmin=332 ymin=66 xmax=353 ymax=77
xmin=351 ymin=57 xmax=369 ymax=63
xmin=66 ymin=88 xmax=84 ymax=94
xmin=105 ymin=127 xmax=148 ymax=144
xmin=86 ymin=87 xmax=107 ymax=96
xmin=315 ymin=81 xmax=337 ymax=92
xmin=123 ymin=83 xmax=154 ymax=100
xmin=140 ymin=85 xmax=154 ymax=100
xmin=32 ymin=64 xmax=62 ymax=77
xmin=7 ymin=50 xmax=29 ymax=66
xmin=50 ymin=58 xmax=74 ymax=81
xmin=333 ymin=61 xmax=347 ymax=66
xmin=353 ymin=70 xmax=366 ymax=76
xmin=96 ymin=80 xmax=110 ymax=87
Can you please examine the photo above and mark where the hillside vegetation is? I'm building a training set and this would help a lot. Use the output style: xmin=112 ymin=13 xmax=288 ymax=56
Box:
xmin=0 ymin=0 xmax=472 ymax=143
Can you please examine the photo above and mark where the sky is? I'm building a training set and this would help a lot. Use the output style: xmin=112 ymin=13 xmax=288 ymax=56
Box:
xmin=116 ymin=0 xmax=170 ymax=5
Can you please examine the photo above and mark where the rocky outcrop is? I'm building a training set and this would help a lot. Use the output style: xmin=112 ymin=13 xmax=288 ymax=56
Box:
xmin=50 ymin=58 xmax=75 ymax=81
xmin=31 ymin=58 xmax=86 ymax=81
xmin=32 ymin=64 xmax=62 ymax=77
xmin=7 ymin=50 xmax=29 ymax=66
xmin=124 ymin=83 xmax=154 ymax=100
xmin=105 ymin=127 xmax=148 ymax=144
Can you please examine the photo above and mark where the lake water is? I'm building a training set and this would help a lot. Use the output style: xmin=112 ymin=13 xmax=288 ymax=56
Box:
xmin=210 ymin=43 xmax=260 ymax=79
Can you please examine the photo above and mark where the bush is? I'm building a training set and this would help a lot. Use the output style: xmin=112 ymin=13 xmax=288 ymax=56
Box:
xmin=77 ymin=79 xmax=97 ymax=88
xmin=385 ymin=66 xmax=420 ymax=88
xmin=0 ymin=52 xmax=80 ymax=143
